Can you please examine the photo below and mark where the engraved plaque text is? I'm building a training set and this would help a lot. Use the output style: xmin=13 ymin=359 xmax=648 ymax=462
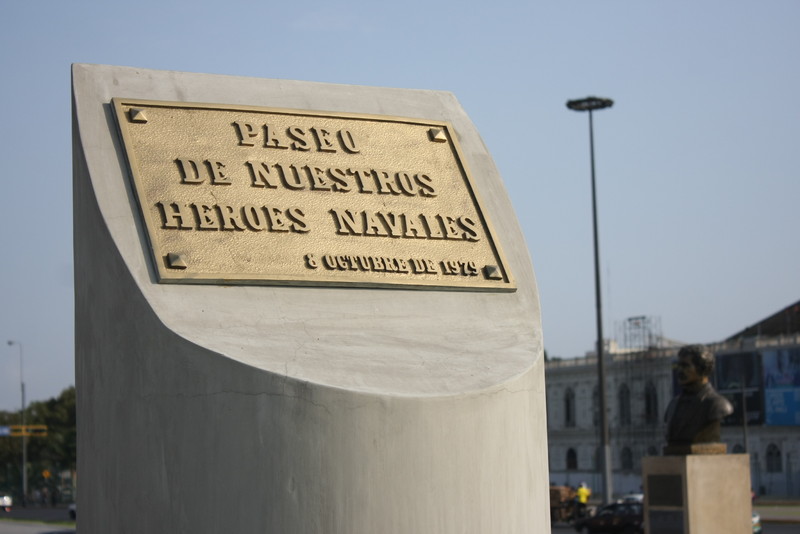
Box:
xmin=113 ymin=99 xmax=515 ymax=291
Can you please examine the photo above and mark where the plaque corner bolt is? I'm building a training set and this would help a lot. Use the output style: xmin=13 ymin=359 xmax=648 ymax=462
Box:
xmin=428 ymin=128 xmax=447 ymax=143
xmin=166 ymin=253 xmax=188 ymax=269
xmin=483 ymin=265 xmax=503 ymax=280
xmin=128 ymin=108 xmax=148 ymax=123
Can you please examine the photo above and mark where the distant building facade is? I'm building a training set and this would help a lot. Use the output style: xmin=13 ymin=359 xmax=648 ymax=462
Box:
xmin=545 ymin=301 xmax=800 ymax=499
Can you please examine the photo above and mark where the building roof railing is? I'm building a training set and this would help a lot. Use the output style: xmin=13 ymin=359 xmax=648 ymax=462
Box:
xmin=545 ymin=333 xmax=800 ymax=370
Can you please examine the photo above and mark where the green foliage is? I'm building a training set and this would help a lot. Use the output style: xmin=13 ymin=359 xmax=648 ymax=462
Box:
xmin=0 ymin=386 xmax=76 ymax=503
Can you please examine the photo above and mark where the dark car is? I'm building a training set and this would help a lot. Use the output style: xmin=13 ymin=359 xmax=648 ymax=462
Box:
xmin=574 ymin=502 xmax=643 ymax=534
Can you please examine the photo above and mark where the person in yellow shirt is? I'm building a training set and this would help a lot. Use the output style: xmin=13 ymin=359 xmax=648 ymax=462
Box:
xmin=575 ymin=482 xmax=591 ymax=517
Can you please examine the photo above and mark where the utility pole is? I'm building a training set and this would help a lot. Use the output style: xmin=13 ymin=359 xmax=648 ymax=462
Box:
xmin=566 ymin=96 xmax=614 ymax=503
xmin=7 ymin=340 xmax=26 ymax=506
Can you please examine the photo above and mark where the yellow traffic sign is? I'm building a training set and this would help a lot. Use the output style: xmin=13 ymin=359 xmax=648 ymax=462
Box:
xmin=9 ymin=425 xmax=47 ymax=437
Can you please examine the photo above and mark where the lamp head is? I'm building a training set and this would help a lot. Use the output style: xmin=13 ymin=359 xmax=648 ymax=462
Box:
xmin=566 ymin=96 xmax=614 ymax=112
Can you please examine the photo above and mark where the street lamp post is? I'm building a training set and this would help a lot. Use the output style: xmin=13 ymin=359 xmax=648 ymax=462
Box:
xmin=7 ymin=340 xmax=27 ymax=507
xmin=566 ymin=96 xmax=614 ymax=504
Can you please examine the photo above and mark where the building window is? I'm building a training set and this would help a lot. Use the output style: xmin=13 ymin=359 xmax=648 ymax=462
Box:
xmin=644 ymin=381 xmax=659 ymax=424
xmin=567 ymin=448 xmax=578 ymax=470
xmin=766 ymin=444 xmax=782 ymax=473
xmin=621 ymin=447 xmax=634 ymax=471
xmin=619 ymin=384 xmax=631 ymax=426
xmin=595 ymin=446 xmax=604 ymax=470
xmin=565 ymin=388 xmax=576 ymax=428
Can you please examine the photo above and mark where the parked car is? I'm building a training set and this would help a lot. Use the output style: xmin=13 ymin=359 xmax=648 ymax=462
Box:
xmin=574 ymin=502 xmax=643 ymax=534
xmin=0 ymin=493 xmax=11 ymax=513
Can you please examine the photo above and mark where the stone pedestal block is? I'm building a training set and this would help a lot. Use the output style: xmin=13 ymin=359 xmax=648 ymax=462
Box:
xmin=72 ymin=64 xmax=549 ymax=533
xmin=642 ymin=454 xmax=751 ymax=534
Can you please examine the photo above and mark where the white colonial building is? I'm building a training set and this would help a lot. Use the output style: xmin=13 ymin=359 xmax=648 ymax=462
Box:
xmin=545 ymin=303 xmax=800 ymax=500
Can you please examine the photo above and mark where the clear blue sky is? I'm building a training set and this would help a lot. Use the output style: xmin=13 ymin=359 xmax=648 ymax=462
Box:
xmin=1 ymin=1 xmax=798 ymax=411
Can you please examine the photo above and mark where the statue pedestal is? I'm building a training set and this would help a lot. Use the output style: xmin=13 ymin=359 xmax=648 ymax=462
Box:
xmin=662 ymin=443 xmax=727 ymax=456
xmin=642 ymin=454 xmax=751 ymax=534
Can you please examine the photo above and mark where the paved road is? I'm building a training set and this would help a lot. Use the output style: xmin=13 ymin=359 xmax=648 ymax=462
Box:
xmin=0 ymin=510 xmax=69 ymax=524
xmin=0 ymin=522 xmax=74 ymax=534
xmin=552 ymin=524 xmax=798 ymax=533
xmin=2 ymin=520 xmax=798 ymax=534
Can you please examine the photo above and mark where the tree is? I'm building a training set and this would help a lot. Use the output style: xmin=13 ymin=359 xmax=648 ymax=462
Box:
xmin=0 ymin=386 xmax=76 ymax=503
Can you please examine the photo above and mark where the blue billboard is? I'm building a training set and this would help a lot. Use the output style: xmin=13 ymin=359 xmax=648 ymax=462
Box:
xmin=762 ymin=347 xmax=800 ymax=426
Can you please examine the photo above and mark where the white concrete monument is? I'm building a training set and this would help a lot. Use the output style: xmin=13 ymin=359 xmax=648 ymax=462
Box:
xmin=73 ymin=63 xmax=548 ymax=533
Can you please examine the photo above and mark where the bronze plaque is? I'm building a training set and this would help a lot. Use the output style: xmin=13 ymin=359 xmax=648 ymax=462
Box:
xmin=112 ymin=98 xmax=514 ymax=291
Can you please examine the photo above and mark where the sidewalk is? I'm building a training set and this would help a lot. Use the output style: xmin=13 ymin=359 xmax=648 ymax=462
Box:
xmin=753 ymin=500 xmax=800 ymax=524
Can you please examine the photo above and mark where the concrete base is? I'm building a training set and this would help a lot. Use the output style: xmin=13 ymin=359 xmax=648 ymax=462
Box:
xmin=642 ymin=454 xmax=751 ymax=534
xmin=73 ymin=64 xmax=549 ymax=533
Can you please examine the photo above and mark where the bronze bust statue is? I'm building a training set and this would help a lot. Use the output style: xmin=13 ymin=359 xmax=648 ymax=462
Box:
xmin=664 ymin=345 xmax=733 ymax=453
